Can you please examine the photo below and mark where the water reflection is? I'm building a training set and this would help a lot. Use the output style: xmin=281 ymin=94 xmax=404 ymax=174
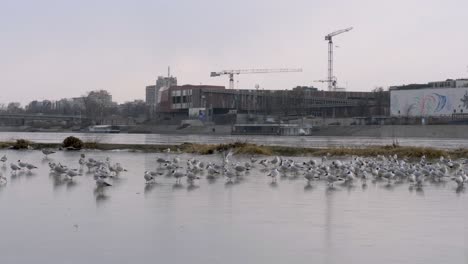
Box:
xmin=325 ymin=186 xmax=340 ymax=194
xmin=224 ymin=181 xmax=235 ymax=188
xmin=66 ymin=180 xmax=78 ymax=190
xmin=304 ymin=182 xmax=314 ymax=192
xmin=269 ymin=181 xmax=278 ymax=189
xmin=110 ymin=176 xmax=127 ymax=187
xmin=0 ymin=148 xmax=465 ymax=264
xmin=10 ymin=173 xmax=20 ymax=182
xmin=381 ymin=183 xmax=396 ymax=191
xmin=144 ymin=183 xmax=158 ymax=195
xmin=172 ymin=183 xmax=184 ymax=190
xmin=455 ymin=186 xmax=465 ymax=194
xmin=94 ymin=187 xmax=110 ymax=205
xmin=187 ymin=183 xmax=199 ymax=192
xmin=205 ymin=176 xmax=217 ymax=184
xmin=25 ymin=171 xmax=37 ymax=179
xmin=415 ymin=186 xmax=425 ymax=196
xmin=361 ymin=182 xmax=368 ymax=190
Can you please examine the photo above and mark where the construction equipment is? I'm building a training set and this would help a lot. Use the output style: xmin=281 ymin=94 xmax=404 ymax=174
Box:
xmin=324 ymin=27 xmax=353 ymax=91
xmin=210 ymin=68 xmax=303 ymax=89
xmin=314 ymin=79 xmax=337 ymax=88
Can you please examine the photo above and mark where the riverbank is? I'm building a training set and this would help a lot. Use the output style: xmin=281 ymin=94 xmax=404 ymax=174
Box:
xmin=2 ymin=124 xmax=468 ymax=138
xmin=0 ymin=125 xmax=233 ymax=135
xmin=1 ymin=139 xmax=467 ymax=159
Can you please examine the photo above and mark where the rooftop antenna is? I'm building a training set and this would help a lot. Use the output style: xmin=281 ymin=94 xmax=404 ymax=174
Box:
xmin=168 ymin=66 xmax=171 ymax=78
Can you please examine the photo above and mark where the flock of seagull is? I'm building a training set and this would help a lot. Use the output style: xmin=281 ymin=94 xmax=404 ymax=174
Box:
xmin=0 ymin=148 xmax=467 ymax=193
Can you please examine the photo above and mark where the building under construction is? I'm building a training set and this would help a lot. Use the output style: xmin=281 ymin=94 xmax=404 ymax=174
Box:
xmin=152 ymin=85 xmax=389 ymax=121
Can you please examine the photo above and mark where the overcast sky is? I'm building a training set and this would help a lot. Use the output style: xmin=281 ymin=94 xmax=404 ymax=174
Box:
xmin=1 ymin=0 xmax=467 ymax=105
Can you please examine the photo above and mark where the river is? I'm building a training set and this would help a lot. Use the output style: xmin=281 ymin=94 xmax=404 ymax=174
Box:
xmin=0 ymin=150 xmax=466 ymax=263
xmin=1 ymin=132 xmax=468 ymax=149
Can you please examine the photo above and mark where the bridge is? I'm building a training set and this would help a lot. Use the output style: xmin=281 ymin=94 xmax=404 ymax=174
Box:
xmin=0 ymin=113 xmax=88 ymax=125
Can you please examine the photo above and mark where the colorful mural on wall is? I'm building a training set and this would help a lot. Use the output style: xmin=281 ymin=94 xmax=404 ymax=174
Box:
xmin=390 ymin=88 xmax=468 ymax=116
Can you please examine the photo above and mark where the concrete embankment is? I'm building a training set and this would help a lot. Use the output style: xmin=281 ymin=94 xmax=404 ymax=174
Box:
xmin=128 ymin=125 xmax=232 ymax=135
xmin=1 ymin=124 xmax=468 ymax=138
xmin=310 ymin=125 xmax=468 ymax=138
xmin=156 ymin=124 xmax=468 ymax=138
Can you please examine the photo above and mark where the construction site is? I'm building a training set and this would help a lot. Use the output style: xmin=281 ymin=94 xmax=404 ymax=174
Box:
xmin=144 ymin=27 xmax=393 ymax=135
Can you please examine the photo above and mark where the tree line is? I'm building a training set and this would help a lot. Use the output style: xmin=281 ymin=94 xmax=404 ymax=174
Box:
xmin=0 ymin=90 xmax=149 ymax=124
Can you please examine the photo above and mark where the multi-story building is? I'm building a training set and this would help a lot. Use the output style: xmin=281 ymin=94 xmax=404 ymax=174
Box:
xmin=146 ymin=75 xmax=178 ymax=115
xmin=157 ymin=85 xmax=388 ymax=118
xmin=145 ymin=85 xmax=157 ymax=107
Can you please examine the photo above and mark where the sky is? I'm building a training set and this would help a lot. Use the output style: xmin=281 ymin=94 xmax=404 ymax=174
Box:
xmin=1 ymin=0 xmax=467 ymax=105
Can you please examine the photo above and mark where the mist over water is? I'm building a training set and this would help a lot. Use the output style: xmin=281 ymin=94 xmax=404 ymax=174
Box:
xmin=0 ymin=149 xmax=466 ymax=263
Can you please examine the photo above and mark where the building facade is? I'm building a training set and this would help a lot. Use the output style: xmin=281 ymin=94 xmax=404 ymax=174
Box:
xmin=390 ymin=79 xmax=468 ymax=117
xmin=156 ymin=85 xmax=389 ymax=118
xmin=145 ymin=75 xmax=178 ymax=114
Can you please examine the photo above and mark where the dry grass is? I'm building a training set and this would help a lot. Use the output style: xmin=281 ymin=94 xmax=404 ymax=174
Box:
xmin=0 ymin=139 xmax=466 ymax=160
xmin=83 ymin=141 xmax=99 ymax=149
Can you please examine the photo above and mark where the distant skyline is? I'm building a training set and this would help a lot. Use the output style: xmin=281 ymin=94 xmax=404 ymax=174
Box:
xmin=1 ymin=0 xmax=467 ymax=105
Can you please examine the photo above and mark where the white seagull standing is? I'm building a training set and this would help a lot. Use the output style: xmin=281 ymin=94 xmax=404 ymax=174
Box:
xmin=0 ymin=155 xmax=7 ymax=165
xmin=267 ymin=168 xmax=280 ymax=182
xmin=10 ymin=163 xmax=21 ymax=174
xmin=42 ymin=149 xmax=56 ymax=158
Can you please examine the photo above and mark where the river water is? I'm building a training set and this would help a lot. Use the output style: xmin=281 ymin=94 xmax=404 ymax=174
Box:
xmin=0 ymin=149 xmax=466 ymax=264
xmin=1 ymin=132 xmax=468 ymax=149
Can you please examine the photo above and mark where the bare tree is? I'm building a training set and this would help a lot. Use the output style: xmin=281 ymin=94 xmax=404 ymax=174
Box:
xmin=83 ymin=90 xmax=114 ymax=124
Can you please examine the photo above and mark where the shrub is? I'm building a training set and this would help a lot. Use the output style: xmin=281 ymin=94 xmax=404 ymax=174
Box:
xmin=62 ymin=136 xmax=83 ymax=149
xmin=12 ymin=139 xmax=31 ymax=149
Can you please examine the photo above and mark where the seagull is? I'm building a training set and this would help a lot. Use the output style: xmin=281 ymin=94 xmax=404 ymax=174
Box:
xmin=270 ymin=156 xmax=281 ymax=167
xmin=325 ymin=173 xmax=344 ymax=187
xmin=451 ymin=175 xmax=464 ymax=188
xmin=186 ymin=171 xmax=200 ymax=182
xmin=156 ymin=157 xmax=168 ymax=166
xmin=304 ymin=168 xmax=318 ymax=182
xmin=224 ymin=169 xmax=236 ymax=182
xmin=267 ymin=168 xmax=280 ymax=182
xmin=66 ymin=169 xmax=82 ymax=180
xmin=79 ymin=155 xmax=86 ymax=167
xmin=42 ymin=149 xmax=56 ymax=157
xmin=18 ymin=160 xmax=28 ymax=170
xmin=10 ymin=163 xmax=21 ymax=174
xmin=234 ymin=163 xmax=249 ymax=175
xmin=223 ymin=150 xmax=234 ymax=165
xmin=110 ymin=163 xmax=127 ymax=174
xmin=144 ymin=171 xmax=161 ymax=184
xmin=0 ymin=155 xmax=7 ymax=164
xmin=0 ymin=171 xmax=7 ymax=184
xmin=25 ymin=163 xmax=38 ymax=171
xmin=382 ymin=171 xmax=395 ymax=183
xmin=85 ymin=161 xmax=96 ymax=171
xmin=171 ymin=170 xmax=185 ymax=183
xmin=259 ymin=159 xmax=269 ymax=168
xmin=96 ymin=176 xmax=112 ymax=187
xmin=344 ymin=170 xmax=356 ymax=183
xmin=54 ymin=164 xmax=68 ymax=174
xmin=206 ymin=164 xmax=220 ymax=176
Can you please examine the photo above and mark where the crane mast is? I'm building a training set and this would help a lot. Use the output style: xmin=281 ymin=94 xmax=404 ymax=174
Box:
xmin=324 ymin=27 xmax=353 ymax=91
xmin=210 ymin=68 xmax=303 ymax=89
